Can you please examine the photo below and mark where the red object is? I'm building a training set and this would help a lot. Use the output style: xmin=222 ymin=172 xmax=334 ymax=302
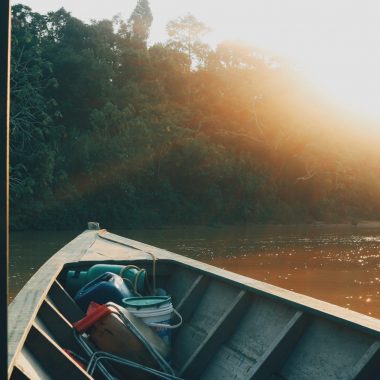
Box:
xmin=73 ymin=302 xmax=112 ymax=333
xmin=63 ymin=349 xmax=87 ymax=370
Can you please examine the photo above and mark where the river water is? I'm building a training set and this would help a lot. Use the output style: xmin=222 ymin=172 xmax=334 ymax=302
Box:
xmin=9 ymin=224 xmax=380 ymax=319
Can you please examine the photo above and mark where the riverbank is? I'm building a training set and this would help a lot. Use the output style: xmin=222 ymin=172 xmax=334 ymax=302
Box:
xmin=9 ymin=219 xmax=380 ymax=232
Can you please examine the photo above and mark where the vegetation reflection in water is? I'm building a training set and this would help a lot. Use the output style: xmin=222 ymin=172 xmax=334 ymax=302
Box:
xmin=10 ymin=224 xmax=380 ymax=318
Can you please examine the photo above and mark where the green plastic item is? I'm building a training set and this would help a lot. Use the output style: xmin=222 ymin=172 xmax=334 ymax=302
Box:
xmin=65 ymin=264 xmax=146 ymax=296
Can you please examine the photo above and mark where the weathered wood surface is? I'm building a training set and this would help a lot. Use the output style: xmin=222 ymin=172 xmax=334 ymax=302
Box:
xmin=8 ymin=230 xmax=97 ymax=374
xmin=87 ymin=231 xmax=380 ymax=337
xmin=180 ymin=290 xmax=251 ymax=378
xmin=349 ymin=340 xmax=380 ymax=379
xmin=23 ymin=323 xmax=91 ymax=379
xmin=247 ymin=311 xmax=307 ymax=379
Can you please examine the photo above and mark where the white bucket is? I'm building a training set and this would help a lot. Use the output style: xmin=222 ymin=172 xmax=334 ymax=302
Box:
xmin=123 ymin=296 xmax=182 ymax=345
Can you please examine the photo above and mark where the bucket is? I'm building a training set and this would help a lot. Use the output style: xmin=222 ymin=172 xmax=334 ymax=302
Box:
xmin=123 ymin=296 xmax=182 ymax=345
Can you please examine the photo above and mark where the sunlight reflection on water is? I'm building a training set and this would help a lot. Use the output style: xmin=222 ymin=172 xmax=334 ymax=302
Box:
xmin=10 ymin=224 xmax=380 ymax=319
xmin=125 ymin=224 xmax=380 ymax=318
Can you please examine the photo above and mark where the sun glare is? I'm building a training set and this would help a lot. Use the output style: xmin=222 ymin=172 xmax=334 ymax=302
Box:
xmin=204 ymin=0 xmax=380 ymax=124
xmin=296 ymin=21 xmax=380 ymax=122
xmin=276 ymin=1 xmax=380 ymax=123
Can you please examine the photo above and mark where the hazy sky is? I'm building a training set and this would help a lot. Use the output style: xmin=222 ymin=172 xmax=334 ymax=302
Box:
xmin=12 ymin=0 xmax=380 ymax=122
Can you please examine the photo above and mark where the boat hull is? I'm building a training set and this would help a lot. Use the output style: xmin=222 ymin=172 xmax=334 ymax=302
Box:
xmin=8 ymin=229 xmax=380 ymax=379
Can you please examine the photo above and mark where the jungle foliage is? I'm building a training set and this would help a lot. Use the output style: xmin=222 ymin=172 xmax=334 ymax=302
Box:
xmin=10 ymin=2 xmax=380 ymax=229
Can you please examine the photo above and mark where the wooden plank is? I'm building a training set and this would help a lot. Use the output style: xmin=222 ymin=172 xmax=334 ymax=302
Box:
xmin=8 ymin=230 xmax=97 ymax=373
xmin=14 ymin=349 xmax=51 ymax=380
xmin=247 ymin=311 xmax=308 ymax=379
xmin=22 ymin=324 xmax=92 ymax=379
xmin=47 ymin=280 xmax=84 ymax=323
xmin=171 ymin=274 xmax=209 ymax=345
xmin=176 ymin=274 xmax=209 ymax=321
xmin=174 ymin=278 xmax=246 ymax=370
xmin=39 ymin=298 xmax=73 ymax=328
xmin=9 ymin=366 xmax=29 ymax=380
xmin=278 ymin=318 xmax=376 ymax=380
xmin=350 ymin=340 xmax=380 ymax=380
xmin=179 ymin=290 xmax=251 ymax=378
xmin=35 ymin=299 xmax=88 ymax=359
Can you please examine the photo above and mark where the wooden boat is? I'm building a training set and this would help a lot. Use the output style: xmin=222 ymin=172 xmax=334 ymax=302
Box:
xmin=8 ymin=225 xmax=380 ymax=379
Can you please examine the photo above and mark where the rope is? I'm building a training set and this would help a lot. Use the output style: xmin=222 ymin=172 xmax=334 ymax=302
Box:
xmin=119 ymin=265 xmax=146 ymax=296
xmin=98 ymin=232 xmax=157 ymax=295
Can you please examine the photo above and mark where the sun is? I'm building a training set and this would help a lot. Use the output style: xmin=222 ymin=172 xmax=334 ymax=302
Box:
xmin=298 ymin=32 xmax=380 ymax=122
xmin=206 ymin=0 xmax=380 ymax=125
xmin=270 ymin=0 xmax=380 ymax=123
xmin=258 ymin=0 xmax=380 ymax=123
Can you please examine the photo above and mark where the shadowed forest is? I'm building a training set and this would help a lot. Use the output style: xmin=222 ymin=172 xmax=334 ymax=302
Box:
xmin=10 ymin=1 xmax=380 ymax=230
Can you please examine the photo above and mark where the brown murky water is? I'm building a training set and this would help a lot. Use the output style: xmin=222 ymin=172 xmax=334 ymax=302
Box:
xmin=9 ymin=224 xmax=380 ymax=319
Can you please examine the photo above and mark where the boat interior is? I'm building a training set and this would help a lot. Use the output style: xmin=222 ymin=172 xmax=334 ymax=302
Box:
xmin=9 ymin=257 xmax=380 ymax=380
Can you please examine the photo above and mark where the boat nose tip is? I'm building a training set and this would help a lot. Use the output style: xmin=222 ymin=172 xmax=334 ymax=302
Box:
xmin=88 ymin=222 xmax=100 ymax=230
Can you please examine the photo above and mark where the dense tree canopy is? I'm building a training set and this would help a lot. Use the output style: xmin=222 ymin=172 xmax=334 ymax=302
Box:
xmin=10 ymin=3 xmax=380 ymax=229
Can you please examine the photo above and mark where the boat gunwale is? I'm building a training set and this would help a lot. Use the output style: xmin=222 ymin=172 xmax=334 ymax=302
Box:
xmin=7 ymin=229 xmax=98 ymax=375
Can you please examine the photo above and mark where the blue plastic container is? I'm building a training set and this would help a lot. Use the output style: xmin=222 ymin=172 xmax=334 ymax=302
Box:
xmin=74 ymin=272 xmax=133 ymax=311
